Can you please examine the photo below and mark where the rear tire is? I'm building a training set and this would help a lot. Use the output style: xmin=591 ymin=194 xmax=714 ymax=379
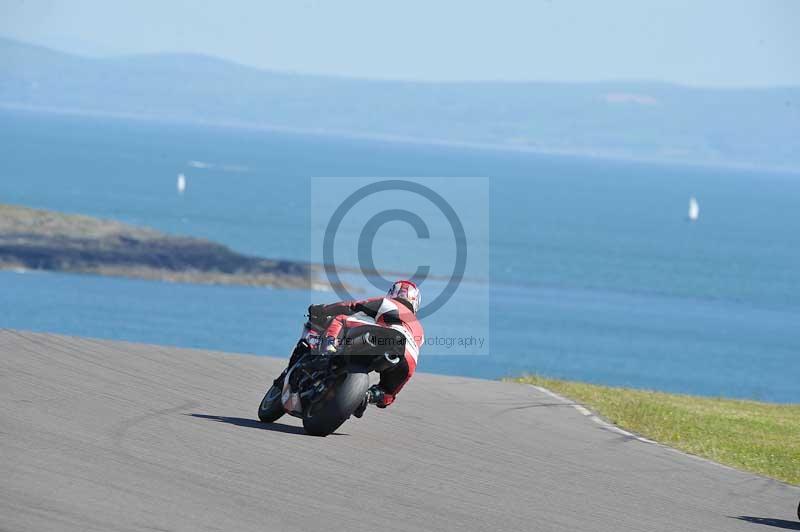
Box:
xmin=302 ymin=372 xmax=369 ymax=436
xmin=258 ymin=384 xmax=285 ymax=423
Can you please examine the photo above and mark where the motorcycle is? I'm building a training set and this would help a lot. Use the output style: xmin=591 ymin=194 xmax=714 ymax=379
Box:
xmin=257 ymin=318 xmax=404 ymax=436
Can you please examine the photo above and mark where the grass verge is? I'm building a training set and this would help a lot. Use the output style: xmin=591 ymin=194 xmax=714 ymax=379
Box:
xmin=512 ymin=375 xmax=800 ymax=485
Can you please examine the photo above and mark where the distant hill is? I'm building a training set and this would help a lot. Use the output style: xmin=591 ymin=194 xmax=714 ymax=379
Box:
xmin=1 ymin=37 xmax=798 ymax=170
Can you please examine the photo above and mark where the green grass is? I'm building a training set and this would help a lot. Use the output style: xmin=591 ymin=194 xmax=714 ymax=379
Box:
xmin=512 ymin=376 xmax=800 ymax=485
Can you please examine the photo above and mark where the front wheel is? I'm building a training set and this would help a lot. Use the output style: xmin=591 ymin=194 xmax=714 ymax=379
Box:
xmin=258 ymin=384 xmax=285 ymax=423
xmin=302 ymin=372 xmax=369 ymax=437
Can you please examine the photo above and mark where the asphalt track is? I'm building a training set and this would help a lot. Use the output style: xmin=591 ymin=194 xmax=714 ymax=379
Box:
xmin=1 ymin=330 xmax=798 ymax=531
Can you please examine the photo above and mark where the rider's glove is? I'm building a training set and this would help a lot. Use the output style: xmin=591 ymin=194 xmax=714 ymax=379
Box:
xmin=323 ymin=336 xmax=338 ymax=355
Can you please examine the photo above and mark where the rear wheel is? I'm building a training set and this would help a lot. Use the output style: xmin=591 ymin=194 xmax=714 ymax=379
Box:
xmin=302 ymin=372 xmax=369 ymax=437
xmin=258 ymin=384 xmax=285 ymax=423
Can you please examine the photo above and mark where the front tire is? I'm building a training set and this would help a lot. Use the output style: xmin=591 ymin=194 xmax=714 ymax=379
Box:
xmin=302 ymin=372 xmax=369 ymax=436
xmin=258 ymin=384 xmax=285 ymax=423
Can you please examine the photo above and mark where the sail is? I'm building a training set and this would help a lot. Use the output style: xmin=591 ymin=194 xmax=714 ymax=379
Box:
xmin=688 ymin=196 xmax=699 ymax=221
xmin=177 ymin=173 xmax=187 ymax=194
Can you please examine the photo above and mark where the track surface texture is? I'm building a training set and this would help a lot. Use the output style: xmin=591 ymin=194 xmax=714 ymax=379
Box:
xmin=1 ymin=330 xmax=798 ymax=531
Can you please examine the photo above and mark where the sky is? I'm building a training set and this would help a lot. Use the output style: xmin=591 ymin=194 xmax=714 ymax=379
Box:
xmin=1 ymin=0 xmax=798 ymax=87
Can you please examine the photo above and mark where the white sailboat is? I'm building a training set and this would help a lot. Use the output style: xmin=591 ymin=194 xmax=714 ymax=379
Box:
xmin=177 ymin=173 xmax=187 ymax=194
xmin=688 ymin=196 xmax=699 ymax=221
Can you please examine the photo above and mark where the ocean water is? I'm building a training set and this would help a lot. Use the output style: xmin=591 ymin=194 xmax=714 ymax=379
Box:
xmin=2 ymin=110 xmax=799 ymax=402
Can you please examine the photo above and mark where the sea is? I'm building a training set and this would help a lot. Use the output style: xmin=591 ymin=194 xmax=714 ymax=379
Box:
xmin=2 ymin=109 xmax=799 ymax=402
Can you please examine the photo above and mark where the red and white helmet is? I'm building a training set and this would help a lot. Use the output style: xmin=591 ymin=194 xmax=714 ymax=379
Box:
xmin=387 ymin=280 xmax=421 ymax=314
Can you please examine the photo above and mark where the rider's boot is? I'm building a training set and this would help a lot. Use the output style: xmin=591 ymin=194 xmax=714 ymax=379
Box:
xmin=353 ymin=385 xmax=385 ymax=418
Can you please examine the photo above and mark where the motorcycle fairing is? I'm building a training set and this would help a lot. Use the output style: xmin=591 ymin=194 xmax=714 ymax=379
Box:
xmin=281 ymin=364 xmax=304 ymax=415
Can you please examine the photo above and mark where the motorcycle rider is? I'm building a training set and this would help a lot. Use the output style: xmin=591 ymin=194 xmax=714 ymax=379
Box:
xmin=274 ymin=280 xmax=423 ymax=414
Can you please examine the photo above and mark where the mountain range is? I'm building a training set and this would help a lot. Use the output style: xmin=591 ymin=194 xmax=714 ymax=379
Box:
xmin=2 ymin=37 xmax=798 ymax=170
